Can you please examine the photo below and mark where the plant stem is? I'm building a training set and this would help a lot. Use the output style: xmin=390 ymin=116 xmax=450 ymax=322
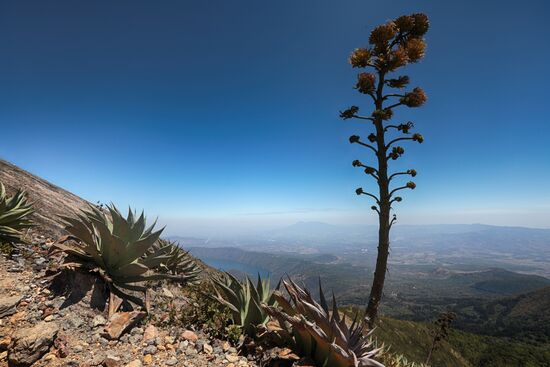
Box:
xmin=366 ymin=70 xmax=390 ymax=327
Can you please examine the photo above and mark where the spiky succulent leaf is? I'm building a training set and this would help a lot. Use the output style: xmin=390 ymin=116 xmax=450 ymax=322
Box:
xmin=146 ymin=239 xmax=201 ymax=283
xmin=212 ymin=272 xmax=277 ymax=338
xmin=263 ymin=278 xmax=384 ymax=367
xmin=0 ymin=182 xmax=34 ymax=246
xmin=52 ymin=204 xmax=197 ymax=313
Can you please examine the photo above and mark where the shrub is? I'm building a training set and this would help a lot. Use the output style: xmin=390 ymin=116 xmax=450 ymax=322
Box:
xmin=0 ymin=182 xmax=34 ymax=250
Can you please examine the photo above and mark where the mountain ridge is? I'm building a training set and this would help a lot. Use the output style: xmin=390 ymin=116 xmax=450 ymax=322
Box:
xmin=0 ymin=158 xmax=90 ymax=238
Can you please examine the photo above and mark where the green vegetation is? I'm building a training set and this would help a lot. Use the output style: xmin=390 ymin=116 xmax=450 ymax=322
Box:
xmin=362 ymin=315 xmax=550 ymax=367
xmin=0 ymin=182 xmax=34 ymax=251
xmin=177 ymin=282 xmax=242 ymax=343
xmin=52 ymin=204 xmax=200 ymax=316
xmin=378 ymin=352 xmax=428 ymax=367
xmin=152 ymin=239 xmax=202 ymax=279
xmin=341 ymin=13 xmax=429 ymax=325
xmin=264 ymin=279 xmax=383 ymax=367
xmin=425 ymin=312 xmax=456 ymax=365
xmin=369 ymin=316 xmax=468 ymax=367
xmin=211 ymin=272 xmax=277 ymax=338
xmin=447 ymin=285 xmax=550 ymax=344
xmin=450 ymin=330 xmax=550 ymax=367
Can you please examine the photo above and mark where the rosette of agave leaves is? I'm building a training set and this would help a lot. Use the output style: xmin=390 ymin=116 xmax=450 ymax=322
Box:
xmin=263 ymin=278 xmax=384 ymax=367
xmin=0 ymin=182 xmax=34 ymax=247
xmin=149 ymin=239 xmax=202 ymax=280
xmin=211 ymin=272 xmax=278 ymax=338
xmin=51 ymin=204 xmax=201 ymax=316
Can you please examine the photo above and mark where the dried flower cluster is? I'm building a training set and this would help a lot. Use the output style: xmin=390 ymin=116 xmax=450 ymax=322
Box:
xmin=400 ymin=87 xmax=427 ymax=107
xmin=349 ymin=13 xmax=429 ymax=74
xmin=356 ymin=72 xmax=376 ymax=94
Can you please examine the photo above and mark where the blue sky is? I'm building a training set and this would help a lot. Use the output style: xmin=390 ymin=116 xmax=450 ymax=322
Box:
xmin=1 ymin=0 xmax=549 ymax=234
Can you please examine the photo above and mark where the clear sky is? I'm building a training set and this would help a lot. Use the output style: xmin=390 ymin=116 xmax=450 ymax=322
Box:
xmin=1 ymin=0 xmax=549 ymax=234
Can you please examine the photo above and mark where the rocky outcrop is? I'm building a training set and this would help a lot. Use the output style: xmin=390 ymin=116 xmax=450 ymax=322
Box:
xmin=0 ymin=295 xmax=22 ymax=318
xmin=8 ymin=321 xmax=59 ymax=367
xmin=0 ymin=159 xmax=90 ymax=238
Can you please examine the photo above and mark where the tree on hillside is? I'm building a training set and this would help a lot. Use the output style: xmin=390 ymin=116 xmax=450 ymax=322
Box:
xmin=340 ymin=13 xmax=430 ymax=325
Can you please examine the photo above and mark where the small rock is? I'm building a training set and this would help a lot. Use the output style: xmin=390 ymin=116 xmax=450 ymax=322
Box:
xmin=125 ymin=360 xmax=142 ymax=367
xmin=185 ymin=347 xmax=197 ymax=356
xmin=222 ymin=341 xmax=231 ymax=352
xmin=73 ymin=345 xmax=83 ymax=353
xmin=143 ymin=345 xmax=157 ymax=355
xmin=165 ymin=357 xmax=178 ymax=366
xmin=181 ymin=330 xmax=198 ymax=342
xmin=131 ymin=327 xmax=144 ymax=335
xmin=202 ymin=343 xmax=213 ymax=354
xmin=226 ymin=354 xmax=239 ymax=363
xmin=92 ymin=315 xmax=107 ymax=327
xmin=142 ymin=325 xmax=158 ymax=343
xmin=0 ymin=295 xmax=22 ymax=318
xmin=86 ymin=353 xmax=106 ymax=366
xmin=142 ymin=354 xmax=153 ymax=365
xmin=103 ymin=355 xmax=121 ymax=367
xmin=8 ymin=321 xmax=59 ymax=367
xmin=53 ymin=334 xmax=69 ymax=358
xmin=64 ymin=315 xmax=84 ymax=330
xmin=164 ymin=335 xmax=175 ymax=344
xmin=104 ymin=311 xmax=146 ymax=340
xmin=44 ymin=315 xmax=54 ymax=322
xmin=162 ymin=287 xmax=174 ymax=298
xmin=43 ymin=353 xmax=56 ymax=361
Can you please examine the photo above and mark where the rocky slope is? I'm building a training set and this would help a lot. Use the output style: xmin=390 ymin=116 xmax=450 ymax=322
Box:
xmin=0 ymin=160 xmax=256 ymax=367
xmin=0 ymin=237 xmax=256 ymax=367
xmin=0 ymin=159 xmax=89 ymax=239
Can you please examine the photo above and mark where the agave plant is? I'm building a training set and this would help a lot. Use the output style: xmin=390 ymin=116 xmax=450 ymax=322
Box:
xmin=149 ymin=239 xmax=201 ymax=281
xmin=263 ymin=278 xmax=384 ymax=367
xmin=211 ymin=272 xmax=277 ymax=338
xmin=0 ymin=182 xmax=34 ymax=247
xmin=52 ymin=204 xmax=197 ymax=316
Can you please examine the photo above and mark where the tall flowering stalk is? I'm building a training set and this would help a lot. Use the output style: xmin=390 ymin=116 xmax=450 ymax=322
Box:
xmin=341 ymin=13 xmax=429 ymax=325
